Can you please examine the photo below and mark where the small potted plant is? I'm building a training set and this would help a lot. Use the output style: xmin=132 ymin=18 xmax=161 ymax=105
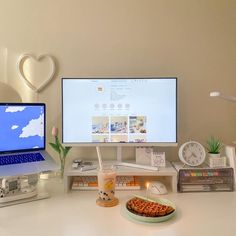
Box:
xmin=206 ymin=136 xmax=225 ymax=167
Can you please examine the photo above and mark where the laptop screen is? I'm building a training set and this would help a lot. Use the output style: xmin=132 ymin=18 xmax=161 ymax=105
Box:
xmin=0 ymin=103 xmax=45 ymax=153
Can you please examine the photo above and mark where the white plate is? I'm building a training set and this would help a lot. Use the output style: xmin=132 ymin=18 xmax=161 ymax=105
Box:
xmin=124 ymin=196 xmax=176 ymax=223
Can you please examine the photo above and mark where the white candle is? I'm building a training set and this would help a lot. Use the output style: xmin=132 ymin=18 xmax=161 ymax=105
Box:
xmin=146 ymin=182 xmax=149 ymax=199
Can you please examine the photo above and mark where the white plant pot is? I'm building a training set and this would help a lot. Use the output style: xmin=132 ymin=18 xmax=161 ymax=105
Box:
xmin=208 ymin=154 xmax=226 ymax=168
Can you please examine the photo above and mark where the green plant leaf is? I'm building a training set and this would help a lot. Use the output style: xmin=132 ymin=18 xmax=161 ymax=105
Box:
xmin=55 ymin=136 xmax=61 ymax=154
xmin=65 ymin=146 xmax=72 ymax=155
xmin=62 ymin=146 xmax=72 ymax=158
xmin=206 ymin=137 xmax=223 ymax=154
xmin=49 ymin=142 xmax=60 ymax=153
xmin=49 ymin=134 xmax=72 ymax=158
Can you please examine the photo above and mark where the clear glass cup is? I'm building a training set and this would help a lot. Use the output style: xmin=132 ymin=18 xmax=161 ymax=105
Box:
xmin=97 ymin=168 xmax=116 ymax=201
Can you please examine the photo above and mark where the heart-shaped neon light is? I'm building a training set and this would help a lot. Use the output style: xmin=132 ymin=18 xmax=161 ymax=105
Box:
xmin=17 ymin=54 xmax=56 ymax=93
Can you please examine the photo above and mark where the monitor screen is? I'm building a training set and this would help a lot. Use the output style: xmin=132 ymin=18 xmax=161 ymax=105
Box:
xmin=0 ymin=103 xmax=45 ymax=153
xmin=62 ymin=78 xmax=177 ymax=146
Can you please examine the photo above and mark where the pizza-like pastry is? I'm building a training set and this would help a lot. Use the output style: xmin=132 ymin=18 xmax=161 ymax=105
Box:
xmin=126 ymin=197 xmax=175 ymax=217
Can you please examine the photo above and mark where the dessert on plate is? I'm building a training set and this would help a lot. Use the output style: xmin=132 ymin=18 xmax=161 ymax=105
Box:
xmin=126 ymin=197 xmax=175 ymax=217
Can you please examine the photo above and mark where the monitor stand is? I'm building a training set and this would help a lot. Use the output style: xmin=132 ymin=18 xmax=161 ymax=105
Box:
xmin=116 ymin=146 xmax=122 ymax=162
xmin=115 ymin=146 xmax=158 ymax=171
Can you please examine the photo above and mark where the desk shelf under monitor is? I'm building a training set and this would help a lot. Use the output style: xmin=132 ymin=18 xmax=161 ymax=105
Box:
xmin=64 ymin=160 xmax=177 ymax=193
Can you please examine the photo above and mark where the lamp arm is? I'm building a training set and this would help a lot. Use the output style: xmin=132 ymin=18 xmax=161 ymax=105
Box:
xmin=220 ymin=95 xmax=236 ymax=102
xmin=210 ymin=91 xmax=236 ymax=103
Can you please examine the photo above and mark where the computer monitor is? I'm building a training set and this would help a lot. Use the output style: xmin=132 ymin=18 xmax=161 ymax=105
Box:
xmin=62 ymin=78 xmax=177 ymax=147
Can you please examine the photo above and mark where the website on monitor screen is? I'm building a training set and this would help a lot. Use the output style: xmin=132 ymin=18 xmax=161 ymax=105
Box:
xmin=62 ymin=78 xmax=177 ymax=144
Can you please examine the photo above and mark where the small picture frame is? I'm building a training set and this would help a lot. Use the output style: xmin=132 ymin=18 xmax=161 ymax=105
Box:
xmin=151 ymin=152 xmax=166 ymax=167
xmin=135 ymin=147 xmax=153 ymax=165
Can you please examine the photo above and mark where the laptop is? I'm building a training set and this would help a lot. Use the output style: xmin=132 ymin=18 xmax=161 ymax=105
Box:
xmin=0 ymin=103 xmax=59 ymax=177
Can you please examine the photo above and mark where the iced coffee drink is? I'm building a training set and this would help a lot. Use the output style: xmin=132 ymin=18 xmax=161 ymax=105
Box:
xmin=97 ymin=168 xmax=116 ymax=201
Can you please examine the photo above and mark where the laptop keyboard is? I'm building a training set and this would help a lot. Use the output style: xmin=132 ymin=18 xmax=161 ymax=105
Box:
xmin=0 ymin=153 xmax=45 ymax=166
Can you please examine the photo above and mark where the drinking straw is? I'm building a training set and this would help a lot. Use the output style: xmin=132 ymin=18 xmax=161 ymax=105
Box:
xmin=96 ymin=146 xmax=103 ymax=170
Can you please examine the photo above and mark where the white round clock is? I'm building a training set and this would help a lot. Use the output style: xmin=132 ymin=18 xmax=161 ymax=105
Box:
xmin=178 ymin=141 xmax=206 ymax=166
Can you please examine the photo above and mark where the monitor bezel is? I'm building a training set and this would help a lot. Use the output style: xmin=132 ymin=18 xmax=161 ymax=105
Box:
xmin=0 ymin=103 xmax=46 ymax=154
xmin=61 ymin=77 xmax=178 ymax=147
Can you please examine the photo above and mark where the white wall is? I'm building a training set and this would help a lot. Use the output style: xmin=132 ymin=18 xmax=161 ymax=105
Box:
xmin=0 ymin=0 xmax=236 ymax=163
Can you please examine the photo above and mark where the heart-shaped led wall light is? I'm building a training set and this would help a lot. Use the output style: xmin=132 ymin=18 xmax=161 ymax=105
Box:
xmin=17 ymin=53 xmax=56 ymax=93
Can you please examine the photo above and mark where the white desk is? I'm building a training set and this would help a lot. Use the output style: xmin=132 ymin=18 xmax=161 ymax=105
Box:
xmin=1 ymin=178 xmax=236 ymax=236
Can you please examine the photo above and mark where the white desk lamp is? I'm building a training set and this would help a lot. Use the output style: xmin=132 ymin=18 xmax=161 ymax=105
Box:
xmin=210 ymin=91 xmax=236 ymax=188
xmin=210 ymin=91 xmax=236 ymax=102
xmin=209 ymin=90 xmax=236 ymax=143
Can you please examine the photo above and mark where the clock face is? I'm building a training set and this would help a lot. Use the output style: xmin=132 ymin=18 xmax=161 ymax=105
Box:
xmin=179 ymin=141 xmax=206 ymax=166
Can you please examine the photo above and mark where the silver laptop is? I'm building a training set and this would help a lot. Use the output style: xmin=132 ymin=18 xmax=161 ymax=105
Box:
xmin=0 ymin=103 xmax=59 ymax=177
